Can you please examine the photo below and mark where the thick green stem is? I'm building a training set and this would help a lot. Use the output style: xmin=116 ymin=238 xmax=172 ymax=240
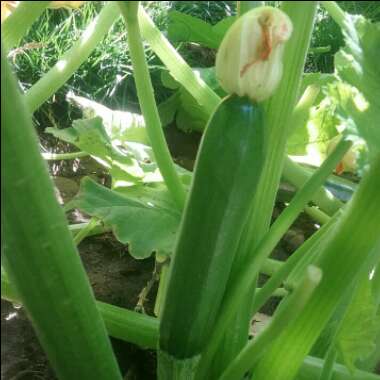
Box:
xmin=260 ymin=258 xmax=284 ymax=277
xmin=308 ymin=45 xmax=331 ymax=54
xmin=118 ymin=2 xmax=186 ymax=210
xmin=24 ymin=2 xmax=120 ymax=113
xmin=319 ymin=347 xmax=338 ymax=380
xmin=240 ymin=2 xmax=318 ymax=247
xmin=2 ymin=1 xmax=51 ymax=52
xmin=42 ymin=151 xmax=89 ymax=160
xmin=292 ymin=84 xmax=320 ymax=133
xmin=304 ymin=206 xmax=331 ymax=225
xmin=154 ymin=262 xmax=170 ymax=317
xmin=216 ymin=3 xmax=318 ymax=376
xmin=138 ymin=7 xmax=220 ymax=115
xmin=283 ymin=156 xmax=343 ymax=215
xmin=299 ymin=356 xmax=380 ymax=380
xmin=69 ymin=222 xmax=111 ymax=237
xmin=2 ymin=44 xmax=122 ymax=380
xmin=220 ymin=266 xmax=322 ymax=380
xmin=257 ymin=287 xmax=288 ymax=298
xmin=321 ymin=1 xmax=346 ymax=29
xmin=196 ymin=139 xmax=351 ymax=379
xmin=253 ymin=155 xmax=380 ymax=380
xmin=251 ymin=211 xmax=340 ymax=317
xmin=73 ymin=217 xmax=100 ymax=245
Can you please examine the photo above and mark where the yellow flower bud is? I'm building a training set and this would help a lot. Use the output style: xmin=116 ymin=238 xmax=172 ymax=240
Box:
xmin=216 ymin=6 xmax=293 ymax=102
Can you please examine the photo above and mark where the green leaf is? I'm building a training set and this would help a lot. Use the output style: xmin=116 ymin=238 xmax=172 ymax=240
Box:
xmin=46 ymin=111 xmax=192 ymax=187
xmin=46 ymin=117 xmax=147 ymax=184
xmin=327 ymin=82 xmax=377 ymax=154
xmin=160 ymin=71 xmax=181 ymax=90
xmin=334 ymin=15 xmax=380 ymax=154
xmin=2 ymin=41 xmax=123 ymax=380
xmin=69 ymin=177 xmax=182 ymax=258
xmin=167 ymin=11 xmax=236 ymax=49
xmin=168 ymin=11 xmax=217 ymax=48
xmin=176 ymin=89 xmax=210 ymax=132
xmin=212 ymin=17 xmax=237 ymax=43
xmin=67 ymin=92 xmax=150 ymax=145
xmin=157 ymin=92 xmax=181 ymax=127
xmin=161 ymin=67 xmax=226 ymax=132
xmin=335 ymin=279 xmax=380 ymax=372
xmin=300 ymin=73 xmax=336 ymax=104
xmin=287 ymin=94 xmax=339 ymax=162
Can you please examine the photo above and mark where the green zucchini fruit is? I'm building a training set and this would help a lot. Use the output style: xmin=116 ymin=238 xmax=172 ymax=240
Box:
xmin=158 ymin=94 xmax=265 ymax=373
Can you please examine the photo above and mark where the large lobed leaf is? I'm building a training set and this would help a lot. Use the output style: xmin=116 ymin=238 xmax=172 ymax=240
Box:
xmin=47 ymin=117 xmax=151 ymax=184
xmin=46 ymin=107 xmax=192 ymax=259
xmin=68 ymin=177 xmax=182 ymax=258
xmin=287 ymin=91 xmax=339 ymax=162
xmin=335 ymin=278 xmax=380 ymax=372
xmin=46 ymin=116 xmax=191 ymax=187
xmin=66 ymin=92 xmax=149 ymax=145
xmin=333 ymin=15 xmax=380 ymax=155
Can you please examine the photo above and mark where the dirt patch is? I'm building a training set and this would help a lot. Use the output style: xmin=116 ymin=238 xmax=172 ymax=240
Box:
xmin=2 ymin=234 xmax=158 ymax=380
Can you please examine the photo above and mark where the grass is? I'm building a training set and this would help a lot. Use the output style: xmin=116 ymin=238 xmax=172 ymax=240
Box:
xmin=13 ymin=2 xmax=234 ymax=117
xmin=12 ymin=1 xmax=379 ymax=134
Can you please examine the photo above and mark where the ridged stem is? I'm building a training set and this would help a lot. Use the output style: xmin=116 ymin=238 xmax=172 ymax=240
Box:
xmin=118 ymin=2 xmax=186 ymax=209
xmin=195 ymin=139 xmax=351 ymax=379
xmin=2 ymin=43 xmax=122 ymax=380
xmin=42 ymin=151 xmax=89 ymax=160
xmin=215 ymin=3 xmax=319 ymax=376
xmin=253 ymin=155 xmax=380 ymax=380
xmin=220 ymin=266 xmax=322 ymax=380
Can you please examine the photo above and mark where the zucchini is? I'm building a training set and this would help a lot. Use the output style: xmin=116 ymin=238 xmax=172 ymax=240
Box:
xmin=158 ymin=94 xmax=265 ymax=375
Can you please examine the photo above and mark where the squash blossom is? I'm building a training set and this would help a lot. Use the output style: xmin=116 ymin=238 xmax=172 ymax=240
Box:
xmin=216 ymin=7 xmax=293 ymax=102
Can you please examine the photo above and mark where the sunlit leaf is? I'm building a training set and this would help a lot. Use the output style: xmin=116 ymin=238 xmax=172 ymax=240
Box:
xmin=335 ymin=279 xmax=380 ymax=372
xmin=334 ymin=15 xmax=380 ymax=154
xmin=161 ymin=67 xmax=226 ymax=132
xmin=67 ymin=92 xmax=149 ymax=145
xmin=68 ymin=177 xmax=182 ymax=258
xmin=287 ymin=94 xmax=339 ymax=164
xmin=46 ymin=117 xmax=147 ymax=184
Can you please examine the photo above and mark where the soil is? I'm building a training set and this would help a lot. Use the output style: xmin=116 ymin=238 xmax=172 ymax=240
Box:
xmin=2 ymin=233 xmax=158 ymax=380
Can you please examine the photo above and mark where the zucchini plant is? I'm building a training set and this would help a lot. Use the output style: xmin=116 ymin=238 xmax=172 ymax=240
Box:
xmin=1 ymin=1 xmax=379 ymax=380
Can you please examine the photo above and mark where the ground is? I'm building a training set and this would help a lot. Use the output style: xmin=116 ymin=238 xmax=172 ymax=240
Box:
xmin=2 ymin=234 xmax=157 ymax=380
